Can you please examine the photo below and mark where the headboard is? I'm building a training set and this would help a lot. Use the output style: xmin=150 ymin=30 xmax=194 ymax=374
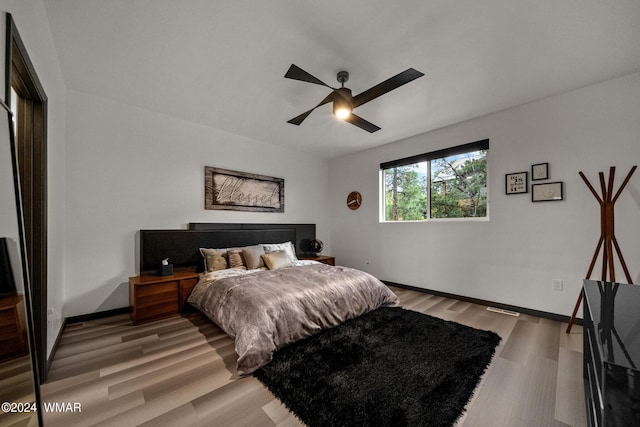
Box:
xmin=140 ymin=223 xmax=315 ymax=274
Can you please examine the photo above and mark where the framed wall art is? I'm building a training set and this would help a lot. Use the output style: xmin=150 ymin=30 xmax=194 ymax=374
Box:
xmin=205 ymin=166 xmax=284 ymax=212
xmin=531 ymin=162 xmax=549 ymax=181
xmin=532 ymin=181 xmax=564 ymax=202
xmin=505 ymin=172 xmax=528 ymax=194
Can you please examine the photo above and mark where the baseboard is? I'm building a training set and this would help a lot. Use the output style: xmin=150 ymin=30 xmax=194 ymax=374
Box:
xmin=45 ymin=317 xmax=66 ymax=378
xmin=65 ymin=306 xmax=130 ymax=324
xmin=383 ymin=280 xmax=583 ymax=326
xmin=46 ymin=307 xmax=131 ymax=375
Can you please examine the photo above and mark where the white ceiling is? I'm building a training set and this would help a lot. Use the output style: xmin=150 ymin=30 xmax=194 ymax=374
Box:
xmin=42 ymin=0 xmax=640 ymax=159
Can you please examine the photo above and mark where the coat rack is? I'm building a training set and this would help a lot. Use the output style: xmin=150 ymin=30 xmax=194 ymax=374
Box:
xmin=566 ymin=165 xmax=637 ymax=333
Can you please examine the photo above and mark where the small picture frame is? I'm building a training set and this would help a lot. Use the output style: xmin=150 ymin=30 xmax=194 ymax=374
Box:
xmin=505 ymin=172 xmax=528 ymax=194
xmin=532 ymin=182 xmax=564 ymax=202
xmin=532 ymin=163 xmax=549 ymax=181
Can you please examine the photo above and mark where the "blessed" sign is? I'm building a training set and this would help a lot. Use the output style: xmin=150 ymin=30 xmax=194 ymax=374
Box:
xmin=205 ymin=167 xmax=284 ymax=212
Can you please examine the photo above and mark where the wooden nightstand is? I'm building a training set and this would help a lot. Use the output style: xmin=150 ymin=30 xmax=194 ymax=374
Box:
xmin=129 ymin=270 xmax=199 ymax=324
xmin=0 ymin=295 xmax=28 ymax=362
xmin=302 ymin=255 xmax=335 ymax=266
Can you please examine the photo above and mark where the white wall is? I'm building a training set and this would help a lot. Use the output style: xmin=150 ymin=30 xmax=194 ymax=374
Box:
xmin=64 ymin=89 xmax=330 ymax=316
xmin=329 ymin=73 xmax=640 ymax=317
xmin=0 ymin=0 xmax=67 ymax=357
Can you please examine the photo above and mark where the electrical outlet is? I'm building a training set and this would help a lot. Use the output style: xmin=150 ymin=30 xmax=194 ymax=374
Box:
xmin=365 ymin=258 xmax=370 ymax=264
xmin=47 ymin=308 xmax=54 ymax=317
xmin=552 ymin=279 xmax=563 ymax=291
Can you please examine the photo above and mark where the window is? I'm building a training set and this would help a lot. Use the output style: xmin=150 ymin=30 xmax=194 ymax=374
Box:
xmin=381 ymin=140 xmax=488 ymax=221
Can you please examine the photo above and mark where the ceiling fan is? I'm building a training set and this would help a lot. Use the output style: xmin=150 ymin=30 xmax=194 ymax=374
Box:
xmin=284 ymin=64 xmax=424 ymax=133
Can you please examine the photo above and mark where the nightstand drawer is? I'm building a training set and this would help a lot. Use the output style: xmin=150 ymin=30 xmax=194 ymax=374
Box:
xmin=135 ymin=303 xmax=178 ymax=323
xmin=0 ymin=324 xmax=20 ymax=342
xmin=136 ymin=281 xmax=178 ymax=303
xmin=0 ymin=296 xmax=28 ymax=361
xmin=129 ymin=270 xmax=200 ymax=324
xmin=0 ymin=319 xmax=19 ymax=339
xmin=135 ymin=282 xmax=179 ymax=322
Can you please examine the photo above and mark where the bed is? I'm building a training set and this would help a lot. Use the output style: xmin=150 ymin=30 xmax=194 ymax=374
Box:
xmin=139 ymin=224 xmax=399 ymax=375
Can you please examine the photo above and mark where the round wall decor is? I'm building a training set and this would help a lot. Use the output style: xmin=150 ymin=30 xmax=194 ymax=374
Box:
xmin=346 ymin=191 xmax=362 ymax=210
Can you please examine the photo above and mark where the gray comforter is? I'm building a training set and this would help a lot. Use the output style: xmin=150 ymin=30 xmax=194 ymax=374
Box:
xmin=188 ymin=263 xmax=399 ymax=375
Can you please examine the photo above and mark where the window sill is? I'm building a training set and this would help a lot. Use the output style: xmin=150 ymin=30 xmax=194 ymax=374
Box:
xmin=379 ymin=217 xmax=490 ymax=223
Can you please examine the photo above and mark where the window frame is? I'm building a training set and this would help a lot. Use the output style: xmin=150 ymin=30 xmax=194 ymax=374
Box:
xmin=379 ymin=139 xmax=489 ymax=223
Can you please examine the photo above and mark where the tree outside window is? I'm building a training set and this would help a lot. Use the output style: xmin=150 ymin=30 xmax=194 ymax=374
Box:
xmin=383 ymin=145 xmax=487 ymax=221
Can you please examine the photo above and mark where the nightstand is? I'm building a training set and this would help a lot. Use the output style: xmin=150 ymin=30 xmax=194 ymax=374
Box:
xmin=0 ymin=295 xmax=28 ymax=362
xmin=302 ymin=255 xmax=335 ymax=266
xmin=129 ymin=270 xmax=199 ymax=324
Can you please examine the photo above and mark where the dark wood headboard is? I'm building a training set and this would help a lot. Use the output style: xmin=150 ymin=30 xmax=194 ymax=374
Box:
xmin=140 ymin=223 xmax=315 ymax=274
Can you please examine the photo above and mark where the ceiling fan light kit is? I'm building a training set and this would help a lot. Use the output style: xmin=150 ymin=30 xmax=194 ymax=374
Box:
xmin=333 ymin=86 xmax=353 ymax=119
xmin=285 ymin=64 xmax=424 ymax=133
xmin=333 ymin=103 xmax=352 ymax=120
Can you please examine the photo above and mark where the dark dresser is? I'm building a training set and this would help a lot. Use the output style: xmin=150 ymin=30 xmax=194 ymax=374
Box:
xmin=583 ymin=280 xmax=640 ymax=426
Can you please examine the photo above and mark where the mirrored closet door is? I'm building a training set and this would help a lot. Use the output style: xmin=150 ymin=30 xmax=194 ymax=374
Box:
xmin=0 ymin=97 xmax=42 ymax=425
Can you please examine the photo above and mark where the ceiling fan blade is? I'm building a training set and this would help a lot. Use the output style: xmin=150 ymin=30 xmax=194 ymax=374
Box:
xmin=285 ymin=64 xmax=334 ymax=89
xmin=287 ymin=110 xmax=314 ymax=126
xmin=287 ymin=92 xmax=336 ymax=126
xmin=352 ymin=68 xmax=424 ymax=108
xmin=344 ymin=113 xmax=381 ymax=133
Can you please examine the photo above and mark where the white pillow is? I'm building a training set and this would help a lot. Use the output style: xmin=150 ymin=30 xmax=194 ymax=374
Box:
xmin=262 ymin=241 xmax=298 ymax=263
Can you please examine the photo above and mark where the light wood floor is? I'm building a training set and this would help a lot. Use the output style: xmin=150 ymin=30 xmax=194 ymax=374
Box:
xmin=40 ymin=286 xmax=586 ymax=427
xmin=0 ymin=356 xmax=39 ymax=427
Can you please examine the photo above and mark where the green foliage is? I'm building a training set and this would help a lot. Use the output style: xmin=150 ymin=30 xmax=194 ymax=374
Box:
xmin=430 ymin=189 xmax=465 ymax=218
xmin=384 ymin=150 xmax=487 ymax=220
xmin=384 ymin=165 xmax=427 ymax=221
xmin=431 ymin=151 xmax=487 ymax=218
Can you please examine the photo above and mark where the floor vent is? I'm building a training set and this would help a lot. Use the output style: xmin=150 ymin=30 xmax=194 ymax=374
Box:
xmin=486 ymin=307 xmax=520 ymax=317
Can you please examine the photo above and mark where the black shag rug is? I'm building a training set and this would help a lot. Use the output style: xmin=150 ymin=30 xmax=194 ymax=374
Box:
xmin=254 ymin=307 xmax=501 ymax=427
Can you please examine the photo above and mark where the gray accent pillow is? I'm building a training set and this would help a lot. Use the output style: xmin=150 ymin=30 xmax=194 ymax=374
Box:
xmin=242 ymin=245 xmax=266 ymax=270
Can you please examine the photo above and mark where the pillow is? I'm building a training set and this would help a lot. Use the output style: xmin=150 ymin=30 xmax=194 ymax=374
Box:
xmin=209 ymin=253 xmax=227 ymax=271
xmin=227 ymin=249 xmax=245 ymax=269
xmin=200 ymin=248 xmax=228 ymax=272
xmin=263 ymin=250 xmax=293 ymax=270
xmin=262 ymin=242 xmax=298 ymax=263
xmin=242 ymin=245 xmax=265 ymax=270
